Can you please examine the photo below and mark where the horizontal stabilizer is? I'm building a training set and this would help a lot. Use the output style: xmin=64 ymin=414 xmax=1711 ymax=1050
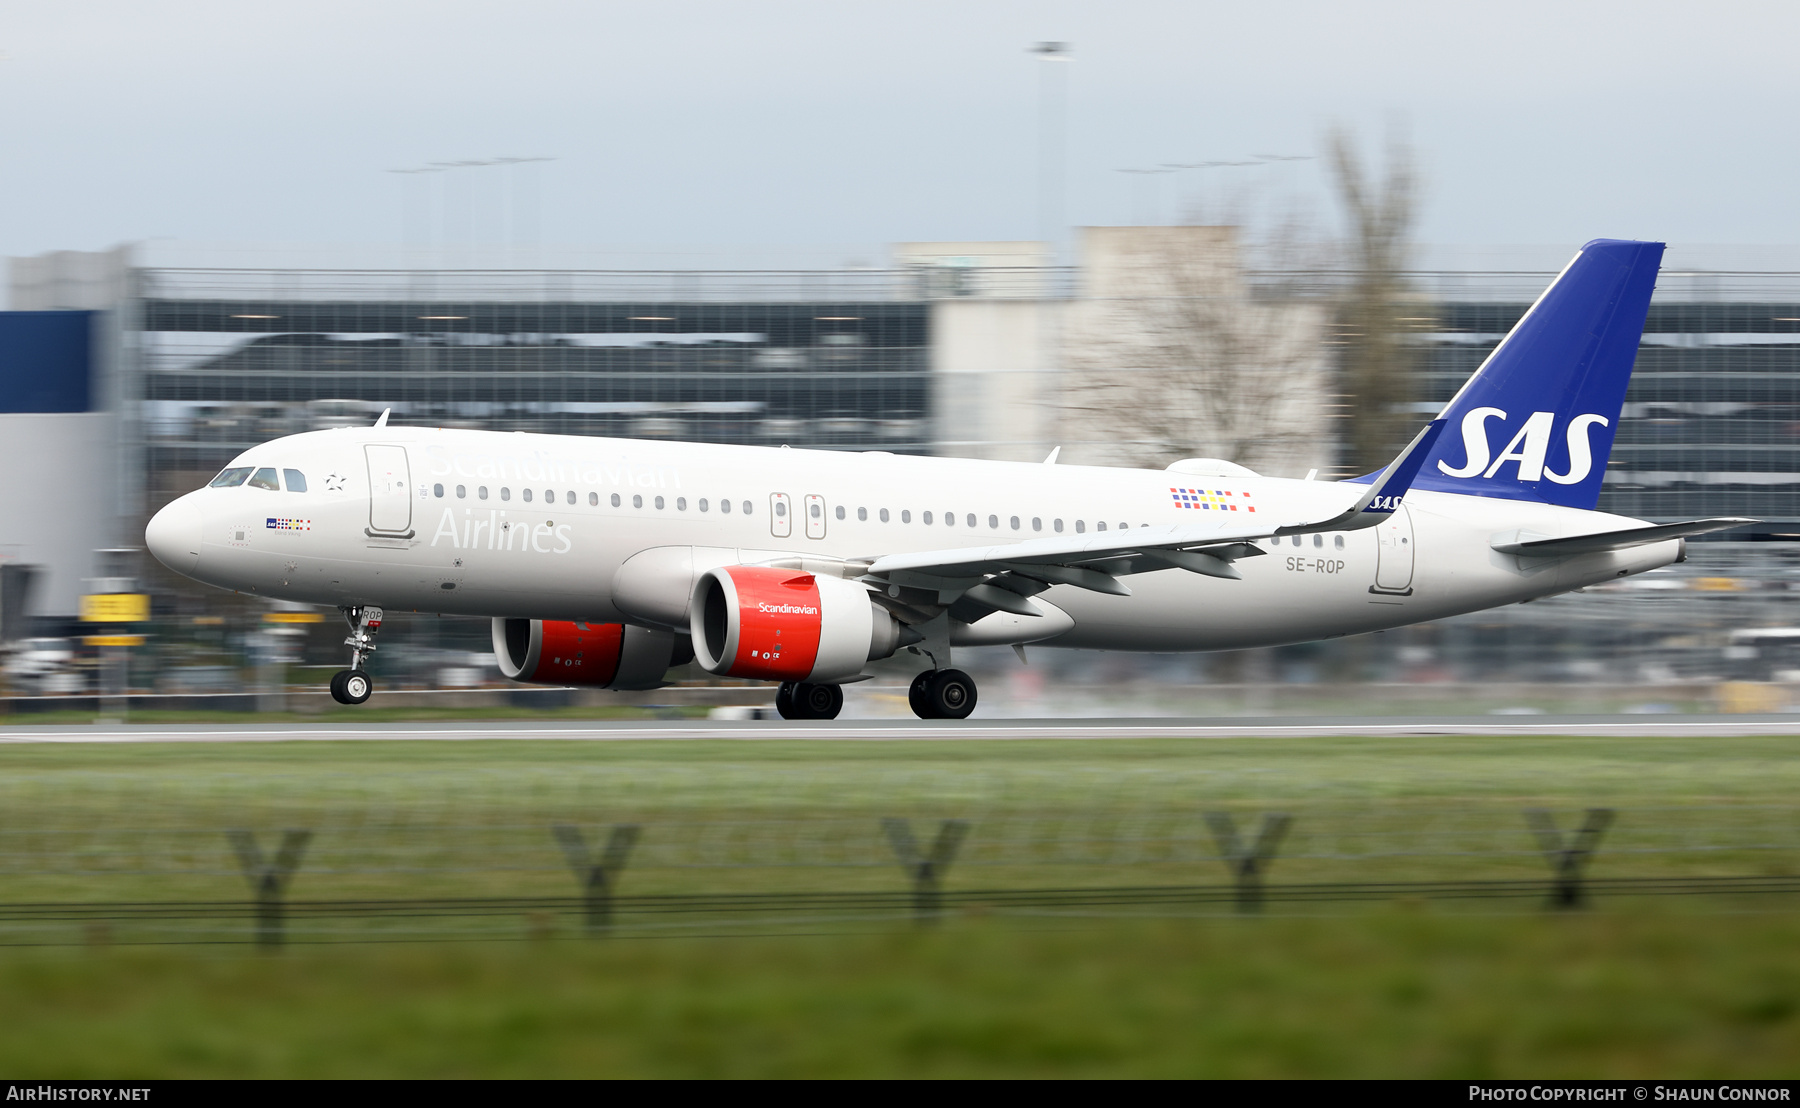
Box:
xmin=1491 ymin=517 xmax=1756 ymax=558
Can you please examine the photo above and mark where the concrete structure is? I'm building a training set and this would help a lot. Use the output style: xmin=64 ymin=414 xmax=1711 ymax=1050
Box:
xmin=1 ymin=247 xmax=134 ymax=617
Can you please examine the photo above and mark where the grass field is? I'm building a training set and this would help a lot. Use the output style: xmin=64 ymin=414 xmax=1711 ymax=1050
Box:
xmin=0 ymin=733 xmax=1798 ymax=1076
xmin=3 ymin=912 xmax=1799 ymax=1077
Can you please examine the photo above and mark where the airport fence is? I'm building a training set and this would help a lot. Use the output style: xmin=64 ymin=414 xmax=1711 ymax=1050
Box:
xmin=2 ymin=802 xmax=1799 ymax=946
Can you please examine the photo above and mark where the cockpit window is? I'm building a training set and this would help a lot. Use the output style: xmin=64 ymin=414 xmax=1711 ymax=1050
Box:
xmin=209 ymin=467 xmax=253 ymax=488
xmin=249 ymin=467 xmax=280 ymax=491
xmin=283 ymin=469 xmax=307 ymax=493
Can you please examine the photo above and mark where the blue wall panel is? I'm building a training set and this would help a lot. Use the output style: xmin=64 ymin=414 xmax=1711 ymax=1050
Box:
xmin=0 ymin=311 xmax=94 ymax=413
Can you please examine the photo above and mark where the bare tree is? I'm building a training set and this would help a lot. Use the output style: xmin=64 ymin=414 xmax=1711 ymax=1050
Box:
xmin=1326 ymin=123 xmax=1426 ymax=473
xmin=1061 ymin=226 xmax=1330 ymax=475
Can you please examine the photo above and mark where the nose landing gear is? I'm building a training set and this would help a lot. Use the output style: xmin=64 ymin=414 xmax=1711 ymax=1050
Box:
xmin=909 ymin=668 xmax=977 ymax=720
xmin=775 ymin=681 xmax=844 ymax=720
xmin=329 ymin=605 xmax=383 ymax=706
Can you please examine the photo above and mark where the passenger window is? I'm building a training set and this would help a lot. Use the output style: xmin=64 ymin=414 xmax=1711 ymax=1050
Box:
xmin=676 ymin=497 xmax=687 ymax=511
xmin=433 ymin=483 xmax=445 ymax=498
xmin=989 ymin=515 xmax=999 ymax=529
xmin=835 ymin=505 xmax=845 ymax=520
xmin=810 ymin=502 xmax=821 ymax=519
xmin=901 ymin=510 xmax=911 ymax=523
xmin=1054 ymin=519 xmax=1063 ymax=533
xmin=632 ymin=494 xmax=643 ymax=508
xmin=720 ymin=499 xmax=731 ymax=514
xmin=1291 ymin=535 xmax=1302 ymax=547
xmin=500 ymin=487 xmax=510 ymax=501
xmin=776 ymin=500 xmax=787 ymax=517
xmin=1313 ymin=534 xmax=1324 ymax=548
xmin=456 ymin=485 xmax=466 ymax=499
xmin=1075 ymin=521 xmax=1085 ymax=534
xmin=879 ymin=508 xmax=889 ymax=523
xmin=589 ymin=492 xmax=598 ymax=506
xmin=567 ymin=491 xmax=576 ymax=505
xmin=945 ymin=512 xmax=955 ymax=527
xmin=543 ymin=489 xmax=553 ymax=502
xmin=1010 ymin=516 xmax=1020 ymax=530
xmin=1334 ymin=534 xmax=1345 ymax=550
xmin=209 ymin=467 xmax=253 ymax=488
xmin=611 ymin=493 xmax=621 ymax=507
xmin=249 ymin=467 xmax=279 ymax=491
xmin=283 ymin=469 xmax=308 ymax=493
xmin=1096 ymin=521 xmax=1107 ymax=532
xmin=479 ymin=486 xmax=488 ymax=500
xmin=655 ymin=496 xmax=665 ymax=509
xmin=923 ymin=511 xmax=933 ymax=525
xmin=967 ymin=514 xmax=976 ymax=528
xmin=1032 ymin=517 xmax=1042 ymax=532
xmin=1119 ymin=522 xmax=1127 ymax=531
xmin=522 ymin=488 xmax=532 ymax=502
xmin=699 ymin=498 xmax=709 ymax=512
xmin=857 ymin=507 xmax=867 ymax=521
xmin=743 ymin=501 xmax=753 ymax=515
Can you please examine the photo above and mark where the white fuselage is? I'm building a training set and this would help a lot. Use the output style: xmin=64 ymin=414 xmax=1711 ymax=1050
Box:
xmin=148 ymin=426 xmax=1680 ymax=652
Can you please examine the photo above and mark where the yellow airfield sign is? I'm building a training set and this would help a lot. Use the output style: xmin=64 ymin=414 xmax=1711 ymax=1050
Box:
xmin=80 ymin=594 xmax=149 ymax=623
xmin=264 ymin=611 xmax=325 ymax=624
xmin=84 ymin=635 xmax=145 ymax=647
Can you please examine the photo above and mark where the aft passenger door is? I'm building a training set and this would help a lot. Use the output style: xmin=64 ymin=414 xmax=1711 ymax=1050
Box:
xmin=365 ymin=444 xmax=414 ymax=537
xmin=1372 ymin=506 xmax=1415 ymax=596
xmin=804 ymin=494 xmax=827 ymax=539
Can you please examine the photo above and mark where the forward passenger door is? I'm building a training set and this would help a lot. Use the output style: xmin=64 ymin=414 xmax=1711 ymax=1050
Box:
xmin=364 ymin=445 xmax=414 ymax=537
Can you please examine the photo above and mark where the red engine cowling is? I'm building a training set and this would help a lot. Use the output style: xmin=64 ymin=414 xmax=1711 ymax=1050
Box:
xmin=688 ymin=566 xmax=911 ymax=684
xmin=491 ymin=618 xmax=689 ymax=690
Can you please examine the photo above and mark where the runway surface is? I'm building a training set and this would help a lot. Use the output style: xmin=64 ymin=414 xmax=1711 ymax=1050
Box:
xmin=4 ymin=715 xmax=1800 ymax=742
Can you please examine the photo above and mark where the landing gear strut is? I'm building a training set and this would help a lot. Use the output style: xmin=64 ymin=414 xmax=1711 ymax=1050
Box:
xmin=909 ymin=669 xmax=977 ymax=720
xmin=775 ymin=681 xmax=844 ymax=720
xmin=330 ymin=605 xmax=383 ymax=706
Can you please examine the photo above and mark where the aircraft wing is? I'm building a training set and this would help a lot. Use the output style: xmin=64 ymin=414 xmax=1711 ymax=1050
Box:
xmin=847 ymin=420 xmax=1447 ymax=622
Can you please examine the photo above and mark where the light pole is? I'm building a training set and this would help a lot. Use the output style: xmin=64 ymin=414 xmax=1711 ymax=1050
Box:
xmin=1031 ymin=42 xmax=1069 ymax=267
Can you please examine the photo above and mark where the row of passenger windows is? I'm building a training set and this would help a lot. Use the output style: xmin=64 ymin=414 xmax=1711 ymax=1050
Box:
xmin=211 ymin=466 xmax=307 ymax=492
xmin=431 ymin=483 xmax=756 ymax=514
xmin=428 ymin=481 xmax=1277 ymax=537
xmin=1283 ymin=534 xmax=1347 ymax=550
xmin=218 ymin=470 xmax=1349 ymax=549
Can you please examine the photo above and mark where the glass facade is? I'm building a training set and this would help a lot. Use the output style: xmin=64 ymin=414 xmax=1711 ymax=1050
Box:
xmin=138 ymin=268 xmax=931 ymax=505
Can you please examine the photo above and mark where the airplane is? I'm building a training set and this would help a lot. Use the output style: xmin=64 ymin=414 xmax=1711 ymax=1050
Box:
xmin=144 ymin=239 xmax=1752 ymax=720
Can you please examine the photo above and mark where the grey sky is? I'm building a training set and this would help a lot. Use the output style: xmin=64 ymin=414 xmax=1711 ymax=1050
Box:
xmin=3 ymin=0 xmax=1797 ymax=266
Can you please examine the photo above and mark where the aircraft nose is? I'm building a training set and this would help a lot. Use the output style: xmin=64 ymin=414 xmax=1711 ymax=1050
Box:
xmin=145 ymin=495 xmax=203 ymax=577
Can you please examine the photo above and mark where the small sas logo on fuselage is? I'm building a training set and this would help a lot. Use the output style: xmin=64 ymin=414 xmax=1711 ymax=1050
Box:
xmin=1366 ymin=495 xmax=1404 ymax=512
xmin=266 ymin=518 xmax=312 ymax=531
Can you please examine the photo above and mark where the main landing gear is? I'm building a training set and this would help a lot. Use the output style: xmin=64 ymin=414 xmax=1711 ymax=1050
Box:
xmin=775 ymin=681 xmax=844 ymax=720
xmin=909 ymin=669 xmax=977 ymax=720
xmin=329 ymin=605 xmax=384 ymax=706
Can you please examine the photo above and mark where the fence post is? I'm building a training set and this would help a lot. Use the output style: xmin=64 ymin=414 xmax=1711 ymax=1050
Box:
xmin=1524 ymin=807 xmax=1614 ymax=909
xmin=227 ymin=829 xmax=312 ymax=949
xmin=881 ymin=818 xmax=970 ymax=924
xmin=1205 ymin=811 xmax=1292 ymax=913
xmin=552 ymin=823 xmax=641 ymax=935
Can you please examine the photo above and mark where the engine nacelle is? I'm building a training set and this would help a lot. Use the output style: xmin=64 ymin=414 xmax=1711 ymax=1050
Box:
xmin=690 ymin=566 xmax=912 ymax=683
xmin=491 ymin=618 xmax=690 ymax=690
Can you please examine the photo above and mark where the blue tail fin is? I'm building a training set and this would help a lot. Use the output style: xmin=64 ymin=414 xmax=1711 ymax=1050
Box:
xmin=1406 ymin=238 xmax=1663 ymax=510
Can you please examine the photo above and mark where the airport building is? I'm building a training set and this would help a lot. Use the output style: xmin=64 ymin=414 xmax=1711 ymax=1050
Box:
xmin=5 ymin=235 xmax=1800 ymax=688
